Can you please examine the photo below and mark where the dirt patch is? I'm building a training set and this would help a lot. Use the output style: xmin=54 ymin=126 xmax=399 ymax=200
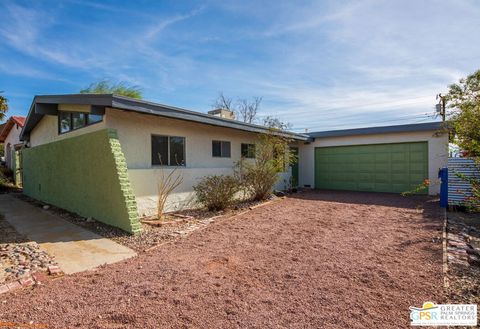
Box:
xmin=0 ymin=191 xmax=443 ymax=328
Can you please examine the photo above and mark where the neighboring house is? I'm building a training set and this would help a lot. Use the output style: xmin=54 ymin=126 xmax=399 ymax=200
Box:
xmin=19 ymin=94 xmax=448 ymax=234
xmin=0 ymin=116 xmax=26 ymax=169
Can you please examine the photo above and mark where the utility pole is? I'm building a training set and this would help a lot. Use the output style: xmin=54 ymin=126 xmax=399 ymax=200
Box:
xmin=436 ymin=93 xmax=446 ymax=121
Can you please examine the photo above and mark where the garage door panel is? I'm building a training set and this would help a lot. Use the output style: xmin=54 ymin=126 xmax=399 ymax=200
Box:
xmin=410 ymin=152 xmax=426 ymax=162
xmin=410 ymin=173 xmax=426 ymax=182
xmin=391 ymin=183 xmax=410 ymax=193
xmin=391 ymin=152 xmax=407 ymax=161
xmin=409 ymin=143 xmax=427 ymax=152
xmin=315 ymin=142 xmax=428 ymax=194
xmin=375 ymin=183 xmax=393 ymax=192
xmin=375 ymin=163 xmax=390 ymax=173
xmin=358 ymin=182 xmax=375 ymax=190
xmin=375 ymin=153 xmax=390 ymax=162
xmin=392 ymin=163 xmax=408 ymax=172
xmin=391 ymin=173 xmax=408 ymax=183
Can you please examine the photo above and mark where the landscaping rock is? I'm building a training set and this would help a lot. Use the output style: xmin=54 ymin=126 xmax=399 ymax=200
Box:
xmin=1 ymin=216 xmax=60 ymax=286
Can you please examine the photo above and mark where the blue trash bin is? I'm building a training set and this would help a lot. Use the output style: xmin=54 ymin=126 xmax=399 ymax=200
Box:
xmin=438 ymin=167 xmax=448 ymax=208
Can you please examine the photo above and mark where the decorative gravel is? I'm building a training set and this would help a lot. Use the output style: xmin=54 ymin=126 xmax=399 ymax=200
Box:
xmin=0 ymin=191 xmax=444 ymax=328
xmin=0 ymin=215 xmax=58 ymax=285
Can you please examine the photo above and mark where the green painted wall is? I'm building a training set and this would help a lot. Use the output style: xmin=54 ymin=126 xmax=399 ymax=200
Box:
xmin=315 ymin=142 xmax=428 ymax=194
xmin=22 ymin=129 xmax=142 ymax=234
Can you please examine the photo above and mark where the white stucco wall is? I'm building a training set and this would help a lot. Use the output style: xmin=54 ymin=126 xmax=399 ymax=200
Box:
xmin=298 ymin=130 xmax=448 ymax=195
xmin=27 ymin=108 xmax=293 ymax=216
xmin=105 ymin=109 xmax=292 ymax=216
xmin=4 ymin=123 xmax=22 ymax=169
xmin=29 ymin=114 xmax=107 ymax=147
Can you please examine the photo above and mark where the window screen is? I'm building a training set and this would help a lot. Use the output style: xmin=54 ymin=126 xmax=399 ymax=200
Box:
xmin=170 ymin=136 xmax=185 ymax=166
xmin=212 ymin=141 xmax=221 ymax=157
xmin=151 ymin=135 xmax=169 ymax=165
xmin=241 ymin=143 xmax=255 ymax=158
xmin=151 ymin=135 xmax=185 ymax=166
xmin=212 ymin=141 xmax=231 ymax=157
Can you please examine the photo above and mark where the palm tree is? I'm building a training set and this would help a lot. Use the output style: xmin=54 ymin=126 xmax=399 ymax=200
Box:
xmin=0 ymin=91 xmax=8 ymax=121
xmin=80 ymin=80 xmax=143 ymax=99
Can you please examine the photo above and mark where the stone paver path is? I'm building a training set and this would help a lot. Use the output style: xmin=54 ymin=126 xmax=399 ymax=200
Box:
xmin=0 ymin=194 xmax=136 ymax=274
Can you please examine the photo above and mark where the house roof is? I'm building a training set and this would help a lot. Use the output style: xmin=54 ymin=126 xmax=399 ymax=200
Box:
xmin=0 ymin=116 xmax=26 ymax=142
xmin=307 ymin=122 xmax=445 ymax=139
xmin=20 ymin=94 xmax=309 ymax=141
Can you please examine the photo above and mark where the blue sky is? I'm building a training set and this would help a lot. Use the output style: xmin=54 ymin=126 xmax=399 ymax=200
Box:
xmin=1 ymin=0 xmax=480 ymax=132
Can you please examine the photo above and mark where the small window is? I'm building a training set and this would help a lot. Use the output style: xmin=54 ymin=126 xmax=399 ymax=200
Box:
xmin=58 ymin=111 xmax=103 ymax=134
xmin=151 ymin=135 xmax=185 ymax=166
xmin=241 ymin=143 xmax=255 ymax=158
xmin=212 ymin=141 xmax=231 ymax=158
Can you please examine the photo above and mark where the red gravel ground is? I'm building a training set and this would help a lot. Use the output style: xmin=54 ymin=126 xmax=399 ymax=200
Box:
xmin=0 ymin=191 xmax=444 ymax=328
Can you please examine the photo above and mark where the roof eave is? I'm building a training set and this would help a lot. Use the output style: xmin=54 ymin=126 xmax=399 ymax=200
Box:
xmin=307 ymin=122 xmax=447 ymax=139
xmin=20 ymin=94 xmax=308 ymax=142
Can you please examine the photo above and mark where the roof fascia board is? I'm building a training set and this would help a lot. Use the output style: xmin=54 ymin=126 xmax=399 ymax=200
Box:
xmin=308 ymin=122 xmax=445 ymax=138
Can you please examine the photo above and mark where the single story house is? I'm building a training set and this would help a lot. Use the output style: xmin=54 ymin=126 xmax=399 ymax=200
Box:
xmin=18 ymin=94 xmax=448 ymax=233
xmin=1 ymin=116 xmax=26 ymax=169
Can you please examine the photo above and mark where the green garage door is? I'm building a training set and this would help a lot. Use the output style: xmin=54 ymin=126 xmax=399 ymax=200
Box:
xmin=315 ymin=142 xmax=428 ymax=193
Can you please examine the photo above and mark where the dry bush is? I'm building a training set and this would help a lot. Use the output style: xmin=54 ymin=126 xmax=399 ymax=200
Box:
xmin=193 ymin=175 xmax=241 ymax=211
xmin=157 ymin=167 xmax=183 ymax=220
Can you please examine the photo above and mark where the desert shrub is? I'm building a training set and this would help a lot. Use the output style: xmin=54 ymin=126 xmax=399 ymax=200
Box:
xmin=157 ymin=167 xmax=183 ymax=220
xmin=0 ymin=167 xmax=13 ymax=178
xmin=236 ymin=131 xmax=295 ymax=201
xmin=0 ymin=169 xmax=15 ymax=192
xmin=193 ymin=175 xmax=241 ymax=211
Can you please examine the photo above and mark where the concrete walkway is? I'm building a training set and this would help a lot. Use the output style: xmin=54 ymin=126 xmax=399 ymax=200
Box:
xmin=0 ymin=194 xmax=137 ymax=274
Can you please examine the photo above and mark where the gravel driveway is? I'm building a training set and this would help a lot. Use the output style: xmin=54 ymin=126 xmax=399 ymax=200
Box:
xmin=0 ymin=191 xmax=444 ymax=328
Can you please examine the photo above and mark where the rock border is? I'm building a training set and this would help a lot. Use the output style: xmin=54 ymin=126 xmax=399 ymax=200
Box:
xmin=0 ymin=266 xmax=63 ymax=295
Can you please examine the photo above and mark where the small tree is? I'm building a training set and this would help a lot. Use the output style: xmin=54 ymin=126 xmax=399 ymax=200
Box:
xmin=446 ymin=70 xmax=480 ymax=211
xmin=0 ymin=91 xmax=8 ymax=121
xmin=236 ymin=97 xmax=261 ymax=124
xmin=237 ymin=119 xmax=295 ymax=201
xmin=212 ymin=93 xmax=262 ymax=123
xmin=446 ymin=69 xmax=480 ymax=156
xmin=81 ymin=80 xmax=143 ymax=99
xmin=212 ymin=92 xmax=234 ymax=111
